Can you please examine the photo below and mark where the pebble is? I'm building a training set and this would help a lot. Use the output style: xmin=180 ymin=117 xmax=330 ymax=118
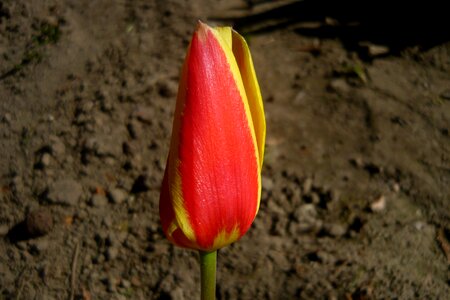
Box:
xmin=261 ymin=176 xmax=274 ymax=191
xmin=16 ymin=241 xmax=28 ymax=250
xmin=133 ymin=106 xmax=154 ymax=124
xmin=392 ymin=183 xmax=400 ymax=193
xmin=100 ymin=99 xmax=113 ymax=112
xmin=0 ymin=224 xmax=9 ymax=236
xmin=302 ymin=177 xmax=313 ymax=195
xmin=170 ymin=287 xmax=185 ymax=300
xmin=130 ymin=276 xmax=141 ymax=287
xmin=1 ymin=113 xmax=12 ymax=124
xmin=324 ymin=223 xmax=348 ymax=237
xmin=84 ymin=136 xmax=121 ymax=158
xmin=47 ymin=179 xmax=83 ymax=206
xmin=93 ymin=254 xmax=105 ymax=264
xmin=106 ymin=276 xmax=118 ymax=292
xmin=349 ymin=157 xmax=364 ymax=168
xmin=157 ymin=80 xmax=177 ymax=98
xmin=310 ymin=192 xmax=320 ymax=205
xmin=440 ymin=89 xmax=450 ymax=100
xmin=40 ymin=153 xmax=51 ymax=167
xmin=26 ymin=208 xmax=53 ymax=237
xmin=109 ymin=188 xmax=127 ymax=204
xmin=80 ymin=101 xmax=94 ymax=113
xmin=317 ymin=250 xmax=336 ymax=264
xmin=294 ymin=204 xmax=317 ymax=222
xmin=127 ymin=119 xmax=143 ymax=139
xmin=370 ymin=195 xmax=386 ymax=212
xmin=292 ymin=204 xmax=322 ymax=233
xmin=414 ymin=221 xmax=426 ymax=231
xmin=361 ymin=42 xmax=390 ymax=57
xmin=328 ymin=78 xmax=350 ymax=94
xmin=29 ymin=239 xmax=49 ymax=254
xmin=102 ymin=216 xmax=113 ymax=228
xmin=120 ymin=279 xmax=131 ymax=289
xmin=106 ymin=246 xmax=119 ymax=261
xmin=90 ymin=194 xmax=108 ymax=207
xmin=329 ymin=189 xmax=340 ymax=202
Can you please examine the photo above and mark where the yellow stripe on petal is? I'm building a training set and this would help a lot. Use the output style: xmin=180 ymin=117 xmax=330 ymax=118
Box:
xmin=212 ymin=226 xmax=240 ymax=250
xmin=210 ymin=26 xmax=260 ymax=170
xmin=167 ymin=221 xmax=178 ymax=237
xmin=171 ymin=161 xmax=196 ymax=242
xmin=210 ymin=25 xmax=264 ymax=215
xmin=215 ymin=27 xmax=232 ymax=49
xmin=231 ymin=30 xmax=266 ymax=168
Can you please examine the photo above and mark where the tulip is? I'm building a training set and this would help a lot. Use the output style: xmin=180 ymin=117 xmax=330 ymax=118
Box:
xmin=159 ymin=21 xmax=265 ymax=299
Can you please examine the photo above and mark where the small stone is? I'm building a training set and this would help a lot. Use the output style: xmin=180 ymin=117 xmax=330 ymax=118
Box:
xmin=90 ymin=194 xmax=108 ymax=207
xmin=120 ymin=279 xmax=131 ymax=289
xmin=49 ymin=136 xmax=66 ymax=157
xmin=291 ymin=204 xmax=322 ymax=233
xmin=169 ymin=287 xmax=185 ymax=300
xmin=106 ymin=246 xmax=119 ymax=261
xmin=40 ymin=153 xmax=51 ymax=167
xmin=101 ymin=99 xmax=113 ymax=112
xmin=29 ymin=239 xmax=49 ymax=254
xmin=392 ymin=183 xmax=400 ymax=193
xmin=122 ymin=141 xmax=137 ymax=156
xmin=370 ymin=195 xmax=386 ymax=212
xmin=84 ymin=135 xmax=121 ymax=158
xmin=0 ymin=224 xmax=9 ymax=236
xmin=350 ymin=157 xmax=364 ymax=168
xmin=47 ymin=114 xmax=55 ymax=122
xmin=47 ymin=179 xmax=83 ymax=206
xmin=26 ymin=209 xmax=53 ymax=237
xmin=329 ymin=189 xmax=340 ymax=202
xmin=93 ymin=254 xmax=105 ymax=264
xmin=109 ymin=188 xmax=127 ymax=204
xmin=302 ymin=177 xmax=313 ymax=194
xmin=1 ymin=113 xmax=12 ymax=124
xmin=414 ymin=221 xmax=426 ymax=231
xmin=106 ymin=276 xmax=118 ymax=292
xmin=102 ymin=216 xmax=113 ymax=228
xmin=157 ymin=80 xmax=177 ymax=98
xmin=127 ymin=120 xmax=142 ymax=139
xmin=130 ymin=276 xmax=142 ymax=287
xmin=133 ymin=106 xmax=154 ymax=124
xmin=294 ymin=204 xmax=317 ymax=222
xmin=310 ymin=192 xmax=320 ymax=205
xmin=317 ymin=250 xmax=336 ymax=264
xmin=359 ymin=42 xmax=390 ymax=57
xmin=440 ymin=89 xmax=450 ymax=100
xmin=11 ymin=176 xmax=24 ymax=193
xmin=324 ymin=223 xmax=347 ymax=237
xmin=328 ymin=78 xmax=350 ymax=94
xmin=16 ymin=241 xmax=27 ymax=250
xmin=262 ymin=176 xmax=274 ymax=191
xmin=80 ymin=101 xmax=94 ymax=113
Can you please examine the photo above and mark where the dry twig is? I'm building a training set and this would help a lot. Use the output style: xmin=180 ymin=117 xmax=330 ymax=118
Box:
xmin=69 ymin=242 xmax=80 ymax=300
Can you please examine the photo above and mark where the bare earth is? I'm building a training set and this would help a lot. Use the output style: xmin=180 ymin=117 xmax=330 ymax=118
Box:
xmin=1 ymin=1 xmax=449 ymax=299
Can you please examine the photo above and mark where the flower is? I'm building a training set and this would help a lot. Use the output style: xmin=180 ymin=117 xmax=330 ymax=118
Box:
xmin=159 ymin=21 xmax=265 ymax=251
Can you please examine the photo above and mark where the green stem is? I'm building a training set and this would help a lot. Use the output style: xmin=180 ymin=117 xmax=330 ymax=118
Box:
xmin=199 ymin=250 xmax=217 ymax=300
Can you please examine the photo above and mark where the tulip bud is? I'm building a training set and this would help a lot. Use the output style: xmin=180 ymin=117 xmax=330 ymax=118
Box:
xmin=159 ymin=22 xmax=266 ymax=251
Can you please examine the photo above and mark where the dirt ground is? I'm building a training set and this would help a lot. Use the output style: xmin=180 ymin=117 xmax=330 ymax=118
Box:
xmin=1 ymin=0 xmax=449 ymax=299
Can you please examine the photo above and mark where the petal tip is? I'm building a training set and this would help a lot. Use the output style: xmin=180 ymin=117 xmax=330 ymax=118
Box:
xmin=196 ymin=20 xmax=210 ymax=41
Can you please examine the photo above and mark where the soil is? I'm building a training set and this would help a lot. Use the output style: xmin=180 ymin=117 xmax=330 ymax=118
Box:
xmin=1 ymin=1 xmax=449 ymax=299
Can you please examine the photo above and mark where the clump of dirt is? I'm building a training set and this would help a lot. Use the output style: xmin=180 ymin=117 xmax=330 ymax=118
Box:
xmin=1 ymin=1 xmax=449 ymax=299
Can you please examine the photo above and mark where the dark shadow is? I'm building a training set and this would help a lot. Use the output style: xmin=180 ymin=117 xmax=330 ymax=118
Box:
xmin=6 ymin=221 xmax=30 ymax=243
xmin=215 ymin=0 xmax=450 ymax=56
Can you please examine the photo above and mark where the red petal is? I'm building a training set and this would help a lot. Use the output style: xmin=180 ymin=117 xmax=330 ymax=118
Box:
xmin=174 ymin=24 xmax=259 ymax=250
